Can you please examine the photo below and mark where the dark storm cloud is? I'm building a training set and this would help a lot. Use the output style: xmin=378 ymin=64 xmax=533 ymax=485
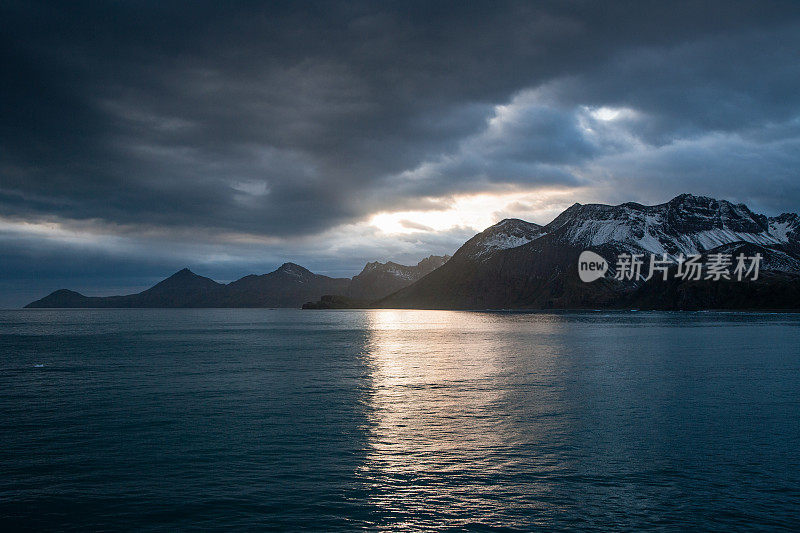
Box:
xmin=4 ymin=1 xmax=799 ymax=234
xmin=2 ymin=1 xmax=800 ymax=302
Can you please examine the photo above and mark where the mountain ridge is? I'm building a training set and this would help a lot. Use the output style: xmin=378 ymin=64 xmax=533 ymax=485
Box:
xmin=25 ymin=256 xmax=451 ymax=309
xmin=25 ymin=194 xmax=800 ymax=310
xmin=377 ymin=194 xmax=800 ymax=310
xmin=347 ymin=255 xmax=451 ymax=300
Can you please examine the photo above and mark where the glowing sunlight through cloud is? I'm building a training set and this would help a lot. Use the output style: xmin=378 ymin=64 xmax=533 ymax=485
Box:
xmin=367 ymin=189 xmax=582 ymax=235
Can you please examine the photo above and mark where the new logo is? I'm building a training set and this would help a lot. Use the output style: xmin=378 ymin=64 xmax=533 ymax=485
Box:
xmin=578 ymin=251 xmax=608 ymax=282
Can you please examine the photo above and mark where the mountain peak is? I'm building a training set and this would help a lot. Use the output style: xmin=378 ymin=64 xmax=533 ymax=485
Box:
xmin=456 ymin=218 xmax=545 ymax=260
xmin=276 ymin=262 xmax=313 ymax=277
xmin=670 ymin=192 xmax=705 ymax=202
xmin=417 ymin=254 xmax=451 ymax=269
xmin=489 ymin=218 xmax=543 ymax=231
xmin=772 ymin=212 xmax=800 ymax=223
xmin=495 ymin=218 xmax=531 ymax=227
xmin=347 ymin=255 xmax=451 ymax=300
xmin=670 ymin=192 xmax=723 ymax=202
xmin=539 ymin=193 xmax=790 ymax=256
xmin=146 ymin=268 xmax=222 ymax=295
xmin=666 ymin=193 xmax=752 ymax=215
xmin=24 ymin=289 xmax=89 ymax=308
xmin=158 ymin=268 xmax=205 ymax=284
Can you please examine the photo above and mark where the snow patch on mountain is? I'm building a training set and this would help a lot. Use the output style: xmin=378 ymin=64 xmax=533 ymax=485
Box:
xmin=482 ymin=233 xmax=538 ymax=252
xmin=553 ymin=195 xmax=797 ymax=259
xmin=688 ymin=230 xmax=781 ymax=251
xmin=768 ymin=214 xmax=799 ymax=243
xmin=277 ymin=262 xmax=310 ymax=282
xmin=466 ymin=218 xmax=546 ymax=259
xmin=385 ymin=265 xmax=416 ymax=281
xmin=769 ymin=221 xmax=792 ymax=242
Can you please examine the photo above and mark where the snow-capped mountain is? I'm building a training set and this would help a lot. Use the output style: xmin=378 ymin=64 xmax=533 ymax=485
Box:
xmin=544 ymin=194 xmax=794 ymax=258
xmin=453 ymin=194 xmax=797 ymax=265
xmin=455 ymin=218 xmax=545 ymax=260
xmin=379 ymin=194 xmax=800 ymax=310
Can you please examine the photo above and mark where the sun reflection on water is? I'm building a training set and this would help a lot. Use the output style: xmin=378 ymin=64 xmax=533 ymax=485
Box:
xmin=356 ymin=310 xmax=576 ymax=527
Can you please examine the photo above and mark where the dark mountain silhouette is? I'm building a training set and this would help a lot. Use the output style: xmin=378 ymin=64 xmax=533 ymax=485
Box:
xmin=215 ymin=263 xmax=351 ymax=308
xmin=25 ymin=269 xmax=224 ymax=308
xmin=25 ymin=258 xmax=449 ymax=309
xmin=302 ymin=255 xmax=451 ymax=309
xmin=627 ymin=243 xmax=800 ymax=310
xmin=132 ymin=268 xmax=225 ymax=307
xmin=347 ymin=255 xmax=450 ymax=300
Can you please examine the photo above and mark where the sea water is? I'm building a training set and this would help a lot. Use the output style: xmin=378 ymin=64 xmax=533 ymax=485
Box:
xmin=1 ymin=309 xmax=798 ymax=530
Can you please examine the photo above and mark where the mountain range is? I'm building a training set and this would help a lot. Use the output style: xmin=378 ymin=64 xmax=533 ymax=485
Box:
xmin=26 ymin=194 xmax=800 ymax=310
xmin=25 ymin=256 xmax=450 ymax=308
xmin=376 ymin=194 xmax=800 ymax=310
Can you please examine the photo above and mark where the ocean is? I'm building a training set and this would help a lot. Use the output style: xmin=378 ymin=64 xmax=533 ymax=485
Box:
xmin=1 ymin=309 xmax=798 ymax=530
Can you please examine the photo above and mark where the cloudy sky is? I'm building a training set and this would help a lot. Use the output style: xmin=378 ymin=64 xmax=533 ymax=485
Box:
xmin=2 ymin=1 xmax=800 ymax=306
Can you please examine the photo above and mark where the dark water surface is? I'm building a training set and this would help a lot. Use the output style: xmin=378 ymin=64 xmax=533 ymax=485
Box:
xmin=1 ymin=309 xmax=798 ymax=531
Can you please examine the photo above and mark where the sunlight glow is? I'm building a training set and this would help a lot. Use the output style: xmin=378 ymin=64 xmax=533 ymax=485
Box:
xmin=587 ymin=106 xmax=638 ymax=122
xmin=367 ymin=189 xmax=580 ymax=235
